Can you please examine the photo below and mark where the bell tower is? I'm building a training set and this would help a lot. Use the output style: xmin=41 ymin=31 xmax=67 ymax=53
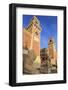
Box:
xmin=48 ymin=38 xmax=57 ymax=65
xmin=26 ymin=16 xmax=42 ymax=56
xmin=23 ymin=16 xmax=42 ymax=71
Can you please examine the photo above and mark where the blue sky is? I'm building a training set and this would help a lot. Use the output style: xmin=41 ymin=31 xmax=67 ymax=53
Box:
xmin=23 ymin=15 xmax=57 ymax=49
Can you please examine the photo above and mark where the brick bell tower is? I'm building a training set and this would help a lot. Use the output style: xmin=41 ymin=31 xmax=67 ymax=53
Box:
xmin=23 ymin=16 xmax=42 ymax=68
xmin=29 ymin=16 xmax=41 ymax=55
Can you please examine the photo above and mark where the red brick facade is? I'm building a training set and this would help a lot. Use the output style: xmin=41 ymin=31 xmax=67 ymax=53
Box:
xmin=23 ymin=29 xmax=40 ymax=56
xmin=23 ymin=30 xmax=31 ymax=49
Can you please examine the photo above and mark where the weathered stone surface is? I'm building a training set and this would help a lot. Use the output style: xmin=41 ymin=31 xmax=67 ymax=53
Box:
xmin=40 ymin=48 xmax=51 ymax=74
xmin=23 ymin=49 xmax=37 ymax=74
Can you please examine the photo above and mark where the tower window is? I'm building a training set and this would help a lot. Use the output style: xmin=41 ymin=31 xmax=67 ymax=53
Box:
xmin=35 ymin=32 xmax=38 ymax=35
xmin=50 ymin=40 xmax=52 ymax=42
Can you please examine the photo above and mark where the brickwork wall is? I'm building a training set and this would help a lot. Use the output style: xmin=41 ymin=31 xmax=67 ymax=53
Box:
xmin=33 ymin=40 xmax=40 ymax=56
xmin=23 ymin=29 xmax=40 ymax=56
xmin=23 ymin=30 xmax=31 ymax=49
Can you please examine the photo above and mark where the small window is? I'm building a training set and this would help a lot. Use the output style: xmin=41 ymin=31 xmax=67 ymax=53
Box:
xmin=50 ymin=40 xmax=52 ymax=42
xmin=35 ymin=32 xmax=38 ymax=35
